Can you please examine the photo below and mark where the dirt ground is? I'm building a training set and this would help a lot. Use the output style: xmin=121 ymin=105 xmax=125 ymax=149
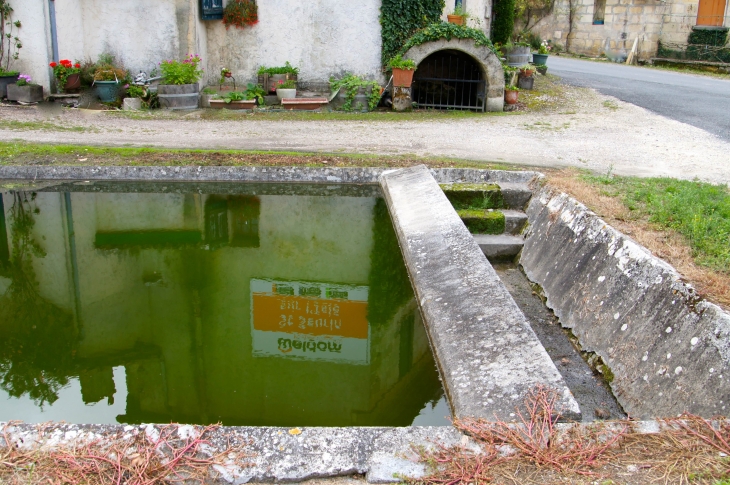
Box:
xmin=1 ymin=76 xmax=729 ymax=184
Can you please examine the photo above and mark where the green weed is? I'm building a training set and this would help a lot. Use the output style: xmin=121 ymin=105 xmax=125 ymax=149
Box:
xmin=584 ymin=174 xmax=730 ymax=273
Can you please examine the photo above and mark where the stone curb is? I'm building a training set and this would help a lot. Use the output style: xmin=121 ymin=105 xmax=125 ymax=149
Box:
xmin=379 ymin=165 xmax=580 ymax=422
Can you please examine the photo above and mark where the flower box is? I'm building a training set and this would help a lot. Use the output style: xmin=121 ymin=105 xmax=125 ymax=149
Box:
xmin=281 ymin=97 xmax=329 ymax=110
xmin=7 ymin=84 xmax=43 ymax=103
xmin=209 ymin=99 xmax=256 ymax=110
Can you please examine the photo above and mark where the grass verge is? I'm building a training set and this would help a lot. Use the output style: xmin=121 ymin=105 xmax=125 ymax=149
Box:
xmin=0 ymin=141 xmax=518 ymax=170
xmin=548 ymin=168 xmax=730 ymax=309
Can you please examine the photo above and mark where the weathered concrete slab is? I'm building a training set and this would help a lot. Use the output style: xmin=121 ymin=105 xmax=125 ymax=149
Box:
xmin=0 ymin=166 xmax=540 ymax=185
xmin=379 ymin=165 xmax=580 ymax=421
xmin=0 ymin=422 xmax=461 ymax=484
xmin=521 ymin=184 xmax=730 ymax=419
xmin=474 ymin=234 xmax=525 ymax=260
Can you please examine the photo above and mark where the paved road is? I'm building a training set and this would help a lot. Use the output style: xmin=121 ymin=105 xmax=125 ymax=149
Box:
xmin=548 ymin=56 xmax=730 ymax=142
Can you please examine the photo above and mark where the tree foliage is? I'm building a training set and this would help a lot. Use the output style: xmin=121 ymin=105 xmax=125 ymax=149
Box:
xmin=491 ymin=0 xmax=516 ymax=45
xmin=380 ymin=0 xmax=445 ymax=67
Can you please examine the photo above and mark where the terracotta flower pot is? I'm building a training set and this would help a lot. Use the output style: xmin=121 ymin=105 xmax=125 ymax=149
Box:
xmin=209 ymin=99 xmax=256 ymax=110
xmin=392 ymin=67 xmax=415 ymax=87
xmin=504 ymin=89 xmax=519 ymax=105
xmin=63 ymin=73 xmax=81 ymax=92
xmin=447 ymin=14 xmax=465 ymax=25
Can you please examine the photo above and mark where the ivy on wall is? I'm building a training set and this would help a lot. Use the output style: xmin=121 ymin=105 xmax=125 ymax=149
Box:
xmin=400 ymin=22 xmax=498 ymax=55
xmin=380 ymin=0 xmax=445 ymax=66
xmin=491 ymin=0 xmax=516 ymax=45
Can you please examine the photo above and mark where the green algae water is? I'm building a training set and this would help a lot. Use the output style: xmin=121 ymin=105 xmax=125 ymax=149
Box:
xmin=0 ymin=182 xmax=448 ymax=426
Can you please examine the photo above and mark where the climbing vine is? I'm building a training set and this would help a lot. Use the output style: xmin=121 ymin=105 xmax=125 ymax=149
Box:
xmin=400 ymin=22 xmax=498 ymax=56
xmin=380 ymin=0 xmax=444 ymax=67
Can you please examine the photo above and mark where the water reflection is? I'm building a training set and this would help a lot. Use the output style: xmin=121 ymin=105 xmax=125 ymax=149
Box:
xmin=0 ymin=184 xmax=447 ymax=426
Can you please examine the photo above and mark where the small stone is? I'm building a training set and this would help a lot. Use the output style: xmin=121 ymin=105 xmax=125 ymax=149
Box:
xmin=594 ymin=408 xmax=611 ymax=419
xmin=289 ymin=428 xmax=302 ymax=435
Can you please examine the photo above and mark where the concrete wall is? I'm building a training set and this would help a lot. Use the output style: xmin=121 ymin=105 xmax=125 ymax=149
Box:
xmin=521 ymin=184 xmax=730 ymax=419
xmin=528 ymin=0 xmax=727 ymax=60
xmin=204 ymin=0 xmax=383 ymax=84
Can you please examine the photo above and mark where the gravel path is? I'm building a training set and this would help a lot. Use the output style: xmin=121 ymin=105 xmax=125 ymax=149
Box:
xmin=2 ymin=83 xmax=729 ymax=184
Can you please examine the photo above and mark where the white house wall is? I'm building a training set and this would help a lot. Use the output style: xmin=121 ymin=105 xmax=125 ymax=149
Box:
xmin=204 ymin=0 xmax=383 ymax=84
xmin=9 ymin=1 xmax=53 ymax=92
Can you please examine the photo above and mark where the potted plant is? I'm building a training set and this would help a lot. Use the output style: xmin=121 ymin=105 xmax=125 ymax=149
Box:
xmin=447 ymin=5 xmax=467 ymax=25
xmin=257 ymin=62 xmax=299 ymax=93
xmin=7 ymin=74 xmax=42 ymax=103
xmin=122 ymin=84 xmax=145 ymax=110
xmin=532 ymin=40 xmax=551 ymax=66
xmin=276 ymin=79 xmax=297 ymax=101
xmin=503 ymin=41 xmax=531 ymax=67
xmin=200 ymin=87 xmax=216 ymax=108
xmin=0 ymin=3 xmax=21 ymax=98
xmin=93 ymin=55 xmax=127 ymax=103
xmin=49 ymin=59 xmax=82 ymax=92
xmin=387 ymin=54 xmax=417 ymax=87
xmin=504 ymin=85 xmax=519 ymax=105
xmin=517 ymin=64 xmax=536 ymax=90
xmin=158 ymin=53 xmax=203 ymax=110
xmin=330 ymin=74 xmax=381 ymax=112
xmin=222 ymin=0 xmax=258 ymax=29
xmin=209 ymin=83 xmax=265 ymax=110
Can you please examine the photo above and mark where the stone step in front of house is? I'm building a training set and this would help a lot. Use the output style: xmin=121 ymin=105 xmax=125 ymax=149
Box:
xmin=440 ymin=182 xmax=533 ymax=210
xmin=503 ymin=209 xmax=528 ymax=235
xmin=281 ymin=97 xmax=329 ymax=110
xmin=474 ymin=234 xmax=525 ymax=261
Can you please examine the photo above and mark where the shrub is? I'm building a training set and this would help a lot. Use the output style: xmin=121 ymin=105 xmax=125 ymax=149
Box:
xmin=160 ymin=54 xmax=203 ymax=85
xmin=223 ymin=0 xmax=258 ymax=29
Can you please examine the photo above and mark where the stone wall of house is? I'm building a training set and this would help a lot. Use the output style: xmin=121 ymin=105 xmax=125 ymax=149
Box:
xmin=528 ymin=0 xmax=723 ymax=60
xmin=204 ymin=0 xmax=383 ymax=86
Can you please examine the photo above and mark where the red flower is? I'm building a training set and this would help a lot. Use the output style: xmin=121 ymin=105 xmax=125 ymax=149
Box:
xmin=74 ymin=63 xmax=80 ymax=68
xmin=49 ymin=62 xmax=57 ymax=68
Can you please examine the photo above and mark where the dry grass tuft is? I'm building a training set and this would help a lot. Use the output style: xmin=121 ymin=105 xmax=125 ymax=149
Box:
xmin=546 ymin=168 xmax=730 ymax=310
xmin=410 ymin=387 xmax=730 ymax=485
xmin=0 ymin=423 xmax=253 ymax=485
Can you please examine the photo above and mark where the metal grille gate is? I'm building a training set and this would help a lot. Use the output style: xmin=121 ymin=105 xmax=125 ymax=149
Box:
xmin=412 ymin=50 xmax=486 ymax=112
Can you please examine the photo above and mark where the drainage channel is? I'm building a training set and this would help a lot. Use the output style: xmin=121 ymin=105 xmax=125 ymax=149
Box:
xmin=493 ymin=262 xmax=625 ymax=422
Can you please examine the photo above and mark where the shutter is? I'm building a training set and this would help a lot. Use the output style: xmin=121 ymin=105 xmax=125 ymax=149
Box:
xmin=697 ymin=0 xmax=726 ymax=26
xmin=200 ymin=0 xmax=224 ymax=20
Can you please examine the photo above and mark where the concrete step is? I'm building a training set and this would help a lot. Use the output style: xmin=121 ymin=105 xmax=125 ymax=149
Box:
xmin=498 ymin=183 xmax=533 ymax=210
xmin=503 ymin=209 xmax=528 ymax=235
xmin=474 ymin=234 xmax=524 ymax=261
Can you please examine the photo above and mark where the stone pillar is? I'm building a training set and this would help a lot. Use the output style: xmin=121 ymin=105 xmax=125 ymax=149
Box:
xmin=392 ymin=86 xmax=412 ymax=112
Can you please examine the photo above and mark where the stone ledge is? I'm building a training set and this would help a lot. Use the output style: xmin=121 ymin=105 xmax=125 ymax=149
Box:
xmin=379 ymin=165 xmax=579 ymax=422
xmin=0 ymin=166 xmax=541 ymax=185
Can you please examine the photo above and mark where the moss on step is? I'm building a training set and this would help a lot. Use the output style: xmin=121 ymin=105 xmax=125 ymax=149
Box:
xmin=457 ymin=209 xmax=506 ymax=234
xmin=440 ymin=183 xmax=504 ymax=210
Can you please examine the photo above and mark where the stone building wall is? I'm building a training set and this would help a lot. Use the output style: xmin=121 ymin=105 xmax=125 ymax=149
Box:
xmin=529 ymin=0 xmax=726 ymax=60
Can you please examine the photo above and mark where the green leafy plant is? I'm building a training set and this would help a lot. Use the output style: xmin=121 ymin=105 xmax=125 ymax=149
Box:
xmin=387 ymin=54 xmax=416 ymax=70
xmin=160 ymin=54 xmax=203 ymax=85
xmin=223 ymin=0 xmax=258 ymax=29
xmin=400 ymin=22 xmax=498 ymax=56
xmin=330 ymin=74 xmax=381 ymax=112
xmin=380 ymin=0 xmax=444 ymax=67
xmin=276 ymin=79 xmax=296 ymax=89
xmin=243 ymin=83 xmax=265 ymax=104
xmin=537 ymin=40 xmax=551 ymax=55
xmin=257 ymin=61 xmax=299 ymax=76
xmin=49 ymin=59 xmax=81 ymax=90
xmin=216 ymin=91 xmax=246 ymax=103
xmin=202 ymin=87 xmax=216 ymax=95
xmin=126 ymin=84 xmax=145 ymax=98
xmin=452 ymin=5 xmax=468 ymax=16
xmin=0 ymin=0 xmax=21 ymax=75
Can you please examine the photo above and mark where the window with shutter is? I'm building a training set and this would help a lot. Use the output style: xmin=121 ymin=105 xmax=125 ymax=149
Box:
xmin=200 ymin=0 xmax=224 ymax=20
